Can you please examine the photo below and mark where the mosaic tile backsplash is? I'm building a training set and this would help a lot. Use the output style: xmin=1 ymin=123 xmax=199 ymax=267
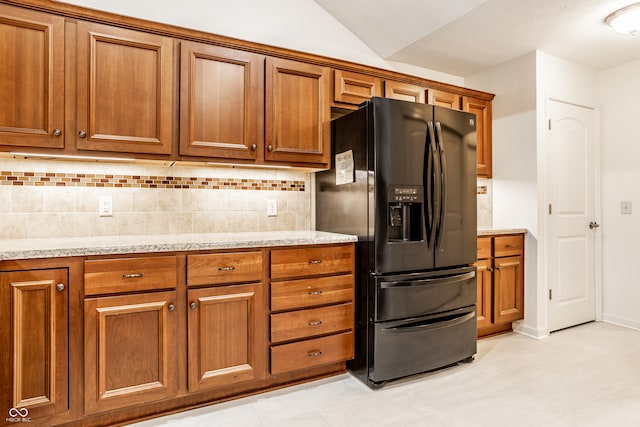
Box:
xmin=0 ymin=159 xmax=311 ymax=240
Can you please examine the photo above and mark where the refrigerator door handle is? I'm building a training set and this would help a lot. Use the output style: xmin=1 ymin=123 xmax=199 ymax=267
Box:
xmin=379 ymin=271 xmax=476 ymax=288
xmin=434 ymin=121 xmax=447 ymax=250
xmin=426 ymin=121 xmax=440 ymax=249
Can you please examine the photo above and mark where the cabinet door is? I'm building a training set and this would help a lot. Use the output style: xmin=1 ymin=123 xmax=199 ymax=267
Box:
xmin=84 ymin=291 xmax=178 ymax=413
xmin=428 ymin=89 xmax=461 ymax=110
xmin=0 ymin=5 xmax=65 ymax=148
xmin=475 ymin=258 xmax=493 ymax=330
xmin=0 ymin=269 xmax=68 ymax=420
xmin=384 ymin=80 xmax=426 ymax=103
xmin=334 ymin=69 xmax=382 ymax=105
xmin=265 ymin=57 xmax=330 ymax=166
xmin=187 ymin=283 xmax=266 ymax=392
xmin=76 ymin=21 xmax=174 ymax=155
xmin=493 ymin=255 xmax=524 ymax=324
xmin=180 ymin=41 xmax=263 ymax=160
xmin=463 ymin=96 xmax=492 ymax=177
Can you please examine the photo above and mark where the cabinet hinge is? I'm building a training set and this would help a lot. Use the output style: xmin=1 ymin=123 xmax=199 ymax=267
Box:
xmin=549 ymin=289 xmax=552 ymax=300
xmin=548 ymin=119 xmax=552 ymax=130
xmin=548 ymin=204 xmax=552 ymax=215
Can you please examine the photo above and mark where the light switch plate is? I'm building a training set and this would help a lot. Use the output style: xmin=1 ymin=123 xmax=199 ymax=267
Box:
xmin=621 ymin=201 xmax=632 ymax=215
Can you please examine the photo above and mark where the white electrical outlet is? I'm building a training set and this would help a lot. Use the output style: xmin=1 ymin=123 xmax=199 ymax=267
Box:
xmin=99 ymin=196 xmax=113 ymax=217
xmin=621 ymin=201 xmax=632 ymax=215
xmin=267 ymin=199 xmax=278 ymax=217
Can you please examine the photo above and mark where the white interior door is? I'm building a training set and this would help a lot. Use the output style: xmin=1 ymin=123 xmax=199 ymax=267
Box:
xmin=546 ymin=99 xmax=597 ymax=332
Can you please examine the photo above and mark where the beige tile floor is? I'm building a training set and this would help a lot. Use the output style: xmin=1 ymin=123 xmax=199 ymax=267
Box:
xmin=129 ymin=322 xmax=640 ymax=426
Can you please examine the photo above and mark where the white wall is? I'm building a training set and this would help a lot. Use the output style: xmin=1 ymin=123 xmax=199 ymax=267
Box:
xmin=466 ymin=52 xmax=540 ymax=336
xmin=58 ymin=0 xmax=464 ymax=86
xmin=598 ymin=59 xmax=640 ymax=329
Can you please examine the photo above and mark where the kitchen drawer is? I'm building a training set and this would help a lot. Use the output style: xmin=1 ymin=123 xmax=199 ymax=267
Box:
xmin=271 ymin=302 xmax=353 ymax=343
xmin=271 ymin=274 xmax=353 ymax=311
xmin=477 ymin=237 xmax=491 ymax=260
xmin=84 ymin=256 xmax=177 ymax=295
xmin=270 ymin=331 xmax=353 ymax=375
xmin=187 ymin=251 xmax=263 ymax=286
xmin=270 ymin=245 xmax=354 ymax=280
xmin=494 ymin=235 xmax=523 ymax=257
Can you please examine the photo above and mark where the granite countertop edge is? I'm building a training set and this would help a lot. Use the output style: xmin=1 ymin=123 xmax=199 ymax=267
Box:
xmin=477 ymin=228 xmax=528 ymax=236
xmin=0 ymin=231 xmax=358 ymax=261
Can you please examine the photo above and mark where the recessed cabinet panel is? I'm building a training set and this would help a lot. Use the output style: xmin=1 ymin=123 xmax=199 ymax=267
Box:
xmin=76 ymin=21 xmax=173 ymax=155
xmin=180 ymin=42 xmax=263 ymax=160
xmin=0 ymin=269 xmax=68 ymax=420
xmin=384 ymin=80 xmax=426 ymax=103
xmin=463 ymin=96 xmax=492 ymax=177
xmin=334 ymin=69 xmax=382 ymax=105
xmin=0 ymin=5 xmax=64 ymax=148
xmin=84 ymin=291 xmax=178 ymax=413
xmin=265 ymin=57 xmax=330 ymax=165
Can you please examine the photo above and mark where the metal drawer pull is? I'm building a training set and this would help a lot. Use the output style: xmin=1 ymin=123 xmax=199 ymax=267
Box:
xmin=307 ymin=350 xmax=323 ymax=357
xmin=308 ymin=259 xmax=323 ymax=265
xmin=218 ymin=266 xmax=236 ymax=271
xmin=307 ymin=290 xmax=323 ymax=295
xmin=308 ymin=320 xmax=323 ymax=326
xmin=122 ymin=273 xmax=143 ymax=279
xmin=505 ymin=244 xmax=516 ymax=249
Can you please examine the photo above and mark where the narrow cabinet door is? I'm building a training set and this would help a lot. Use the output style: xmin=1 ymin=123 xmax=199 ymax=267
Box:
xmin=76 ymin=21 xmax=174 ymax=155
xmin=265 ymin=57 xmax=330 ymax=166
xmin=0 ymin=5 xmax=65 ymax=148
xmin=84 ymin=291 xmax=178 ymax=414
xmin=493 ymin=255 xmax=524 ymax=324
xmin=475 ymin=258 xmax=493 ymax=330
xmin=0 ymin=269 xmax=68 ymax=420
xmin=180 ymin=41 xmax=263 ymax=160
xmin=187 ymin=283 xmax=266 ymax=392
xmin=463 ymin=96 xmax=492 ymax=177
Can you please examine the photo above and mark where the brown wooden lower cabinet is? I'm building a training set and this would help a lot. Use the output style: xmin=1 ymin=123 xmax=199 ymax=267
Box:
xmin=476 ymin=234 xmax=525 ymax=338
xmin=0 ymin=268 xmax=69 ymax=423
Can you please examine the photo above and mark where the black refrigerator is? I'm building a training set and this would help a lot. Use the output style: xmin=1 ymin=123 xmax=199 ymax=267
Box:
xmin=316 ymin=97 xmax=478 ymax=387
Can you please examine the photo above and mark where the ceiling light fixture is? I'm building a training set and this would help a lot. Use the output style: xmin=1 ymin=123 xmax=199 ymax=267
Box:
xmin=605 ymin=2 xmax=640 ymax=35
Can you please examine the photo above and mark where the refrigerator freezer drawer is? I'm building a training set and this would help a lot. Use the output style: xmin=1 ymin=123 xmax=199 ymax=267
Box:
xmin=369 ymin=307 xmax=477 ymax=384
xmin=374 ymin=267 xmax=476 ymax=321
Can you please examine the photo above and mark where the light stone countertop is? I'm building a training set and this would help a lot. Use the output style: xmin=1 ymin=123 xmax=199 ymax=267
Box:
xmin=477 ymin=228 xmax=528 ymax=236
xmin=0 ymin=231 xmax=358 ymax=261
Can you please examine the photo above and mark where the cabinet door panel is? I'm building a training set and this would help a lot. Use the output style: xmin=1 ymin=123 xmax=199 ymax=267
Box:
xmin=334 ymin=69 xmax=382 ymax=105
xmin=84 ymin=291 xmax=178 ymax=413
xmin=76 ymin=22 xmax=173 ymax=155
xmin=384 ymin=81 xmax=425 ymax=103
xmin=0 ymin=5 xmax=64 ymax=148
xmin=180 ymin=42 xmax=263 ymax=160
xmin=428 ymin=89 xmax=461 ymax=110
xmin=475 ymin=259 xmax=493 ymax=330
xmin=494 ymin=255 xmax=524 ymax=324
xmin=0 ymin=269 xmax=68 ymax=420
xmin=187 ymin=284 xmax=266 ymax=392
xmin=265 ymin=57 xmax=330 ymax=165
xmin=463 ymin=96 xmax=492 ymax=177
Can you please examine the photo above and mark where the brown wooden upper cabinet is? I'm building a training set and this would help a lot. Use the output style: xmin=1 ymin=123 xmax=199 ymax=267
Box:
xmin=75 ymin=21 xmax=174 ymax=155
xmin=333 ymin=69 xmax=382 ymax=105
xmin=180 ymin=41 xmax=263 ymax=161
xmin=265 ymin=57 xmax=331 ymax=166
xmin=0 ymin=4 xmax=65 ymax=149
xmin=384 ymin=80 xmax=426 ymax=103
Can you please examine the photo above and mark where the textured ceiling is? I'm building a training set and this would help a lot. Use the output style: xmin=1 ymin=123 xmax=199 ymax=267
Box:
xmin=314 ymin=0 xmax=640 ymax=76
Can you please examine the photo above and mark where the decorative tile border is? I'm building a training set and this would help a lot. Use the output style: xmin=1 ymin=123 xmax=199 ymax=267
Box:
xmin=0 ymin=171 xmax=305 ymax=191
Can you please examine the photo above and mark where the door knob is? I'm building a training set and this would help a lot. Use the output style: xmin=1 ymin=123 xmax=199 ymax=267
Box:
xmin=589 ymin=221 xmax=600 ymax=229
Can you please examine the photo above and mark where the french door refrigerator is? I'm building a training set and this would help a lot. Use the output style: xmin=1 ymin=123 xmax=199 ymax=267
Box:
xmin=316 ymin=97 xmax=478 ymax=387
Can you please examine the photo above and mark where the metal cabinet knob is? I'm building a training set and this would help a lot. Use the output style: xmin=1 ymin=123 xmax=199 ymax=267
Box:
xmin=168 ymin=303 xmax=175 ymax=312
xmin=267 ymin=145 xmax=273 ymax=152
xmin=56 ymin=283 xmax=65 ymax=292
xmin=589 ymin=221 xmax=600 ymax=229
xmin=251 ymin=144 xmax=257 ymax=151
xmin=190 ymin=302 xmax=197 ymax=310
xmin=53 ymin=129 xmax=62 ymax=136
xmin=78 ymin=130 xmax=87 ymax=138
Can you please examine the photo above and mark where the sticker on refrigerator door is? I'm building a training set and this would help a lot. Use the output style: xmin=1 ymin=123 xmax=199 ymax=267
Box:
xmin=335 ymin=150 xmax=355 ymax=185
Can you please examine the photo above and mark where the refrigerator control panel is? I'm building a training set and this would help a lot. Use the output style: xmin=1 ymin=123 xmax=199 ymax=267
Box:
xmin=388 ymin=185 xmax=423 ymax=203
